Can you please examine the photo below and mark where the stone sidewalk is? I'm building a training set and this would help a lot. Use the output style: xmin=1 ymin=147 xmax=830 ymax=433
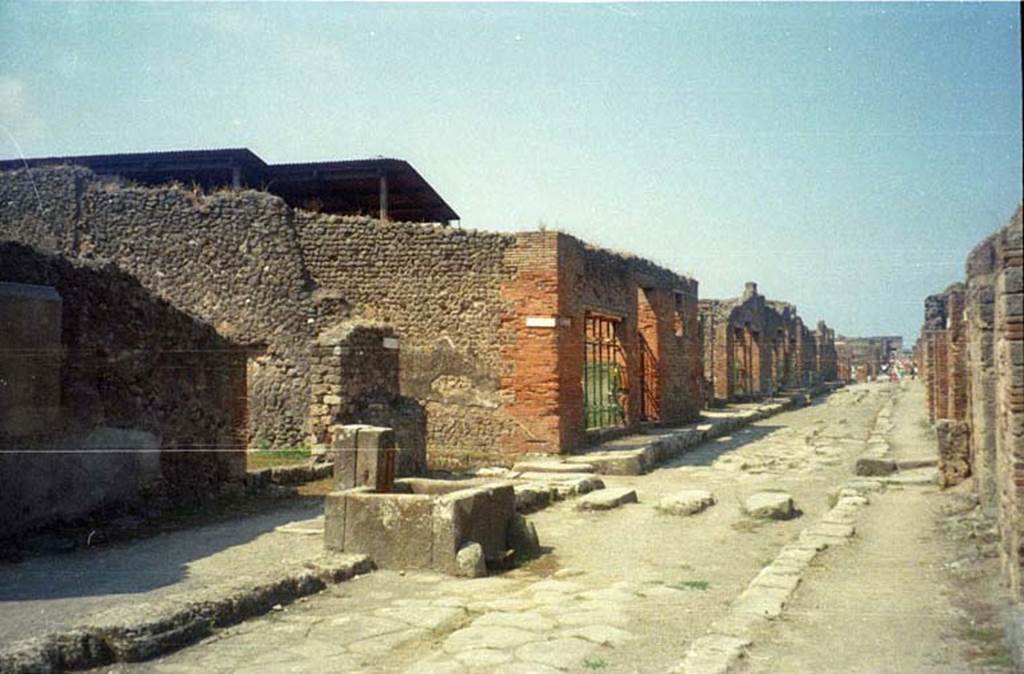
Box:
xmin=0 ymin=502 xmax=371 ymax=672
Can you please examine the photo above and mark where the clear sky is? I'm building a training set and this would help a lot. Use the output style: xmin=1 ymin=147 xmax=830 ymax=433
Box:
xmin=1 ymin=2 xmax=1020 ymax=343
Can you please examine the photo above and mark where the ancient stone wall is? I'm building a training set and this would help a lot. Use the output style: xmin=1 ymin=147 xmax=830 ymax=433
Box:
xmin=945 ymin=284 xmax=969 ymax=423
xmin=699 ymin=284 xmax=825 ymax=404
xmin=966 ymin=233 xmax=999 ymax=507
xmin=922 ymin=206 xmax=1023 ymax=600
xmin=814 ymin=321 xmax=839 ymax=382
xmin=0 ymin=242 xmax=246 ymax=537
xmin=0 ymin=166 xmax=321 ymax=448
xmin=1 ymin=166 xmax=705 ymax=470
xmin=296 ymin=213 xmax=518 ymax=467
xmin=994 ymin=209 xmax=1023 ymax=598
xmin=564 ymin=237 xmax=703 ymax=433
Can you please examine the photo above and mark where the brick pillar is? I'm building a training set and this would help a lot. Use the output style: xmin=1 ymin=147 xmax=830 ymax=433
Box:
xmin=499 ymin=232 xmax=565 ymax=455
xmin=946 ymin=285 xmax=968 ymax=422
xmin=967 ymin=237 xmax=999 ymax=508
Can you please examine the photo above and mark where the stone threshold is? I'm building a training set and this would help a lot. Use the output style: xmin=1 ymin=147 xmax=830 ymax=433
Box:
xmin=0 ymin=554 xmax=373 ymax=674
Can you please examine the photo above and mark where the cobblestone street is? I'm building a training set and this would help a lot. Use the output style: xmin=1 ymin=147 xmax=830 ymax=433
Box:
xmin=88 ymin=382 xmax=1007 ymax=674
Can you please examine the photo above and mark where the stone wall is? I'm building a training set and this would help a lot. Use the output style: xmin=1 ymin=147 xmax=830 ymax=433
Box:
xmin=295 ymin=213 xmax=518 ymax=466
xmin=966 ymin=234 xmax=999 ymax=507
xmin=308 ymin=321 xmax=425 ymax=475
xmin=699 ymin=283 xmax=827 ymax=405
xmin=994 ymin=210 xmax=1024 ymax=598
xmin=0 ymin=242 xmax=246 ymax=537
xmin=0 ymin=166 xmax=322 ymax=448
xmin=1 ymin=166 xmax=705 ymax=469
xmin=921 ymin=206 xmax=1024 ymax=600
xmin=814 ymin=321 xmax=839 ymax=382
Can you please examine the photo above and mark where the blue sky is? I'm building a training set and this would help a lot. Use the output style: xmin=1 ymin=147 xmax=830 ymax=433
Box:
xmin=1 ymin=2 xmax=1020 ymax=342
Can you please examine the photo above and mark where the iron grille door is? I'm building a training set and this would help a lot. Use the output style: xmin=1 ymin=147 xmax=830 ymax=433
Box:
xmin=584 ymin=314 xmax=626 ymax=430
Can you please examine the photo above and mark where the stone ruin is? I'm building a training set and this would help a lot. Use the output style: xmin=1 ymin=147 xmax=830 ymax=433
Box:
xmin=917 ymin=206 xmax=1023 ymax=599
xmin=0 ymin=242 xmax=247 ymax=539
xmin=323 ymin=424 xmax=538 ymax=577
xmin=698 ymin=282 xmax=836 ymax=406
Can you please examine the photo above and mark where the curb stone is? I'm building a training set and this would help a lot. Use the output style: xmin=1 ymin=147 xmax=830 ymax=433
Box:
xmin=669 ymin=387 xmax=890 ymax=674
xmin=0 ymin=555 xmax=374 ymax=674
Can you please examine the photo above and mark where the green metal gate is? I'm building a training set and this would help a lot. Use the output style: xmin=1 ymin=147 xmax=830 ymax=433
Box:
xmin=584 ymin=314 xmax=626 ymax=430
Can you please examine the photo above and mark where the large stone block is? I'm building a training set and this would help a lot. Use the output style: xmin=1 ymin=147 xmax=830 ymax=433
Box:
xmin=432 ymin=482 xmax=516 ymax=574
xmin=339 ymin=490 xmax=435 ymax=569
xmin=324 ymin=479 xmax=517 ymax=575
xmin=331 ymin=424 xmax=397 ymax=492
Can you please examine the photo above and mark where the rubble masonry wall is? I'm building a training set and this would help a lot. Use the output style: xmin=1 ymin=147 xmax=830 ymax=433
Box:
xmin=0 ymin=242 xmax=246 ymax=537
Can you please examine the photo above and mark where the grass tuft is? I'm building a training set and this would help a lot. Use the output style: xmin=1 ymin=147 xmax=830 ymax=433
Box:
xmin=668 ymin=579 xmax=710 ymax=591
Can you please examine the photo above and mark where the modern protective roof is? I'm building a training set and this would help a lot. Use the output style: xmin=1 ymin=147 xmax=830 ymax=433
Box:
xmin=0 ymin=148 xmax=459 ymax=223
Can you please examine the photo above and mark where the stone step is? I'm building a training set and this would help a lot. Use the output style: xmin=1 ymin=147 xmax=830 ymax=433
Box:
xmin=575 ymin=487 xmax=639 ymax=511
xmin=566 ymin=449 xmax=651 ymax=476
xmin=516 ymin=471 xmax=600 ymax=483
xmin=512 ymin=460 xmax=595 ymax=474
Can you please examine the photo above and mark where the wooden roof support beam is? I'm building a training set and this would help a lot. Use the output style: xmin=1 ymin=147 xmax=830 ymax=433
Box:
xmin=379 ymin=172 xmax=389 ymax=222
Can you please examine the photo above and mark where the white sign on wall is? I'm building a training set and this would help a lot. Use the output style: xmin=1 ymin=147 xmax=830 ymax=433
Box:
xmin=525 ymin=316 xmax=558 ymax=328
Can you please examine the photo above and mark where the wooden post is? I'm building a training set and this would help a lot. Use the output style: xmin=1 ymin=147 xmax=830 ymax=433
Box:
xmin=379 ymin=173 xmax=389 ymax=222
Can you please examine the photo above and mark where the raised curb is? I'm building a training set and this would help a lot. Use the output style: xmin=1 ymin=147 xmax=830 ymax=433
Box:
xmin=0 ymin=554 xmax=374 ymax=674
xmin=565 ymin=387 xmax=833 ymax=477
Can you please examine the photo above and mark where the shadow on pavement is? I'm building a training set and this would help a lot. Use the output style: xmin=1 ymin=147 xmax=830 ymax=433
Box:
xmin=0 ymin=500 xmax=323 ymax=601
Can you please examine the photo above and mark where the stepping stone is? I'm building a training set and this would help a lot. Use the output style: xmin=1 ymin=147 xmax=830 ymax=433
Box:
xmin=576 ymin=487 xmax=638 ymax=511
xmin=513 ymin=461 xmax=595 ymax=474
xmin=517 ymin=474 xmax=604 ymax=500
xmin=656 ymin=489 xmax=716 ymax=516
xmin=743 ymin=491 xmax=796 ymax=520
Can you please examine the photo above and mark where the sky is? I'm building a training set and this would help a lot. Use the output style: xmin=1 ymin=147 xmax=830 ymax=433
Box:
xmin=1 ymin=2 xmax=1020 ymax=343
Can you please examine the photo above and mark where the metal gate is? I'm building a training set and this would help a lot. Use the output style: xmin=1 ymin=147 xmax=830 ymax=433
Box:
xmin=639 ymin=332 xmax=659 ymax=422
xmin=583 ymin=314 xmax=626 ymax=430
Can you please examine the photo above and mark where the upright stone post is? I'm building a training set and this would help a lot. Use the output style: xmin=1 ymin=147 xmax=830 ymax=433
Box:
xmin=331 ymin=424 xmax=397 ymax=493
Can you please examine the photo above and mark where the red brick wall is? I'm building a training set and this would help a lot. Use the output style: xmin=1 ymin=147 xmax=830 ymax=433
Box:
xmin=497 ymin=232 xmax=702 ymax=458
xmin=994 ymin=210 xmax=1024 ymax=598
xmin=945 ymin=285 xmax=969 ymax=423
xmin=498 ymin=232 xmax=563 ymax=457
